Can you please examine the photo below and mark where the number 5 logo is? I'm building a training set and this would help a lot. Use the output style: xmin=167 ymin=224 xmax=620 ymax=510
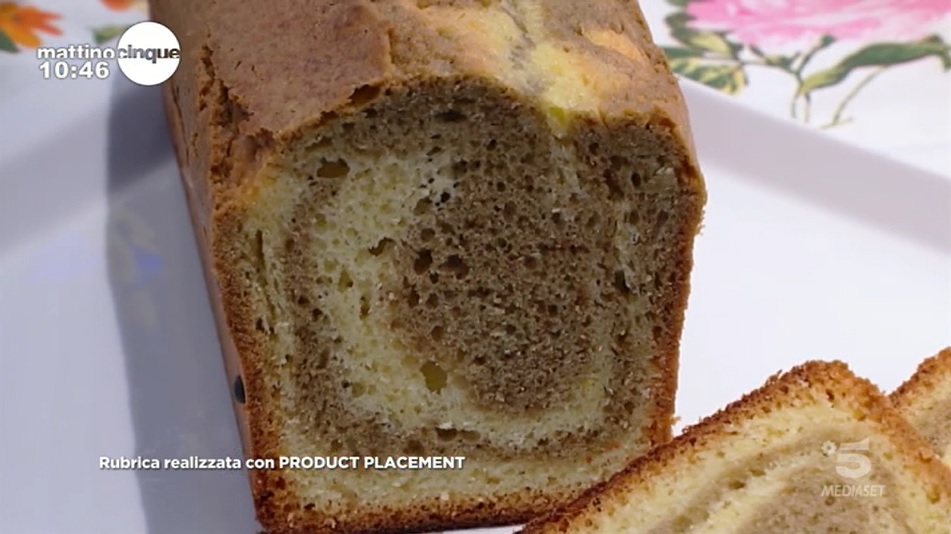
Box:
xmin=835 ymin=438 xmax=872 ymax=479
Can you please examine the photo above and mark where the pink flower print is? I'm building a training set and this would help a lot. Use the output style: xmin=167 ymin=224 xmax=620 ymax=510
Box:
xmin=686 ymin=0 xmax=951 ymax=53
xmin=663 ymin=0 xmax=951 ymax=127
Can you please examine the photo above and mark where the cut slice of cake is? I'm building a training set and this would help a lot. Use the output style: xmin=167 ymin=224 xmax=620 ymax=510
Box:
xmin=520 ymin=361 xmax=951 ymax=534
xmin=150 ymin=0 xmax=706 ymax=532
xmin=892 ymin=348 xmax=951 ymax=467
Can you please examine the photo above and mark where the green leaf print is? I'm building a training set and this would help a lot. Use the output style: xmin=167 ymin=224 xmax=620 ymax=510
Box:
xmin=0 ymin=30 xmax=17 ymax=53
xmin=92 ymin=25 xmax=131 ymax=45
xmin=665 ymin=12 xmax=739 ymax=58
xmin=661 ymin=46 xmax=703 ymax=60
xmin=799 ymin=35 xmax=951 ymax=95
xmin=668 ymin=57 xmax=746 ymax=95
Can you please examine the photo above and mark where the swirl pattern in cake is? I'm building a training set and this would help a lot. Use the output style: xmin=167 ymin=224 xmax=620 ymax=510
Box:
xmin=151 ymin=0 xmax=707 ymax=532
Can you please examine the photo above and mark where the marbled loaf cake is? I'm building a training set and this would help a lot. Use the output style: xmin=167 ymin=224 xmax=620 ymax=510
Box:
xmin=150 ymin=1 xmax=707 ymax=532
xmin=520 ymin=361 xmax=951 ymax=534
xmin=892 ymin=348 xmax=951 ymax=468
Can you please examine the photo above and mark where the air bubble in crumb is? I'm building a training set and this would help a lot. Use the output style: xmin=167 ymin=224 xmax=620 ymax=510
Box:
xmin=414 ymin=250 xmax=433 ymax=273
xmin=421 ymin=361 xmax=448 ymax=392
xmin=368 ymin=238 xmax=394 ymax=256
xmin=436 ymin=428 xmax=458 ymax=440
xmin=443 ymin=255 xmax=469 ymax=278
xmin=316 ymin=159 xmax=350 ymax=178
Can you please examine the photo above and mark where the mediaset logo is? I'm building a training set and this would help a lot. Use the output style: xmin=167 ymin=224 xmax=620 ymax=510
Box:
xmin=819 ymin=437 xmax=886 ymax=498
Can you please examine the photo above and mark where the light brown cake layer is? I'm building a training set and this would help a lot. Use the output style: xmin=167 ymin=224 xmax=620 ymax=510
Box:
xmin=892 ymin=348 xmax=951 ymax=466
xmin=520 ymin=361 xmax=951 ymax=534
xmin=150 ymin=1 xmax=706 ymax=532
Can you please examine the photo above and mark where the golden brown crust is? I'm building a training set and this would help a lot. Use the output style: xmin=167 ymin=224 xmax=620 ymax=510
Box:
xmin=891 ymin=347 xmax=951 ymax=410
xmin=520 ymin=361 xmax=951 ymax=533
xmin=151 ymin=0 xmax=703 ymax=203
xmin=890 ymin=347 xmax=951 ymax=467
xmin=150 ymin=1 xmax=705 ymax=532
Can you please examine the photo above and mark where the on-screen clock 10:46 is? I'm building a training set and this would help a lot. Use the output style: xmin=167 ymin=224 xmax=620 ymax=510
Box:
xmin=39 ymin=60 xmax=110 ymax=80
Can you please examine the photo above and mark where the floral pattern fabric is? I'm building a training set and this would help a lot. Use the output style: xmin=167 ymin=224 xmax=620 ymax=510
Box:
xmin=0 ymin=1 xmax=144 ymax=52
xmin=2 ymin=0 xmax=950 ymax=174
xmin=0 ymin=3 xmax=61 ymax=50
xmin=661 ymin=0 xmax=951 ymax=129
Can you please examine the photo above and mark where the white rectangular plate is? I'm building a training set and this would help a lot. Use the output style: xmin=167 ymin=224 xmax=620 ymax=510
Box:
xmin=0 ymin=77 xmax=948 ymax=534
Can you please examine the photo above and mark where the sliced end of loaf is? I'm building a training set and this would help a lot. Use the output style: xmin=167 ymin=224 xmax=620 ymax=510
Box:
xmin=154 ymin=0 xmax=707 ymax=531
xmin=892 ymin=348 xmax=951 ymax=467
xmin=521 ymin=361 xmax=951 ymax=534
xmin=212 ymin=77 xmax=704 ymax=532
